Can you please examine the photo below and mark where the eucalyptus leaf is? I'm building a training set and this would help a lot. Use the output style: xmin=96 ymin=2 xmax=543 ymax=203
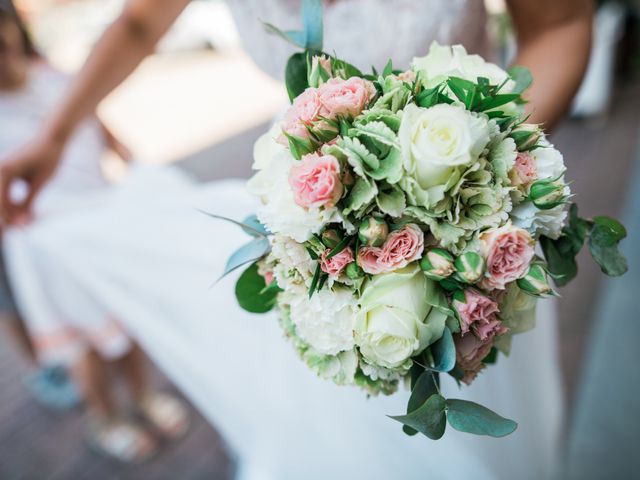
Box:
xmin=588 ymin=221 xmax=628 ymax=277
xmin=242 ymin=214 xmax=269 ymax=237
xmin=430 ymin=327 xmax=456 ymax=373
xmin=221 ymin=237 xmax=271 ymax=279
xmin=389 ymin=393 xmax=447 ymax=440
xmin=403 ymin=371 xmax=439 ymax=436
xmin=235 ymin=263 xmax=279 ymax=314
xmin=198 ymin=210 xmax=267 ymax=238
xmin=508 ymin=65 xmax=533 ymax=94
xmin=446 ymin=399 xmax=517 ymax=437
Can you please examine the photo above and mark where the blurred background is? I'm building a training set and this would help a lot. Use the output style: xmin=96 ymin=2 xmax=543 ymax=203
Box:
xmin=1 ymin=0 xmax=639 ymax=478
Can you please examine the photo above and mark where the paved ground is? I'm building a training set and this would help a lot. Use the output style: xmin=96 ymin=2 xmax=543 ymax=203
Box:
xmin=0 ymin=79 xmax=638 ymax=479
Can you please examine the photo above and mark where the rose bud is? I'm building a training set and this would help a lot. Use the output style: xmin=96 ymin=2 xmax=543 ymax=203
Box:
xmin=358 ymin=217 xmax=389 ymax=247
xmin=321 ymin=228 xmax=344 ymax=249
xmin=345 ymin=262 xmax=365 ymax=280
xmin=517 ymin=263 xmax=552 ymax=296
xmin=454 ymin=251 xmax=486 ymax=284
xmin=307 ymin=55 xmax=332 ymax=88
xmin=420 ymin=248 xmax=455 ymax=280
xmin=528 ymin=178 xmax=567 ymax=210
xmin=512 ymin=124 xmax=542 ymax=151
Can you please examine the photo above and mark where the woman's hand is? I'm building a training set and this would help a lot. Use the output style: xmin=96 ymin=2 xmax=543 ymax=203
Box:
xmin=0 ymin=133 xmax=65 ymax=225
xmin=0 ymin=0 xmax=189 ymax=224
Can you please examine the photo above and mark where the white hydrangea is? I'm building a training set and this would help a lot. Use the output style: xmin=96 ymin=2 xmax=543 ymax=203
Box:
xmin=268 ymin=234 xmax=315 ymax=291
xmin=303 ymin=349 xmax=358 ymax=385
xmin=511 ymin=139 xmax=570 ymax=239
xmin=289 ymin=287 xmax=358 ymax=356
xmin=247 ymin=124 xmax=341 ymax=242
xmin=360 ymin=361 xmax=404 ymax=382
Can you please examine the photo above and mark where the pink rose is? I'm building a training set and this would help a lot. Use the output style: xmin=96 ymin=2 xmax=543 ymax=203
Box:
xmin=454 ymin=333 xmax=494 ymax=385
xmin=263 ymin=271 xmax=274 ymax=286
xmin=320 ymin=247 xmax=354 ymax=278
xmin=397 ymin=70 xmax=416 ymax=83
xmin=317 ymin=77 xmax=376 ymax=119
xmin=379 ymin=224 xmax=425 ymax=270
xmin=357 ymin=224 xmax=424 ymax=274
xmin=479 ymin=224 xmax=535 ymax=290
xmin=288 ymin=153 xmax=344 ymax=209
xmin=510 ymin=152 xmax=537 ymax=187
xmin=280 ymin=87 xmax=322 ymax=143
xmin=454 ymin=289 xmax=500 ymax=337
xmin=357 ymin=246 xmax=385 ymax=274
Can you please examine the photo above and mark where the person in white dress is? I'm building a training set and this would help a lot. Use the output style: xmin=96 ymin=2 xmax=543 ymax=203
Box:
xmin=0 ymin=1 xmax=594 ymax=478
xmin=0 ymin=1 xmax=190 ymax=463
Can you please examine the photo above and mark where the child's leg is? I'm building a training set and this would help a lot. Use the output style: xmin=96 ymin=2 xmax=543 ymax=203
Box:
xmin=73 ymin=347 xmax=157 ymax=462
xmin=116 ymin=342 xmax=190 ymax=439
xmin=114 ymin=342 xmax=149 ymax=402
xmin=72 ymin=348 xmax=115 ymax=416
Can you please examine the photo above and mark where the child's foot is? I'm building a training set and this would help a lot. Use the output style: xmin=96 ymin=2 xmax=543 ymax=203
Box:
xmin=86 ymin=414 xmax=157 ymax=464
xmin=137 ymin=392 xmax=190 ymax=440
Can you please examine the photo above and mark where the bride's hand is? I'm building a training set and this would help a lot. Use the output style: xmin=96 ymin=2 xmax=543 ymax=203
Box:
xmin=0 ymin=134 xmax=64 ymax=225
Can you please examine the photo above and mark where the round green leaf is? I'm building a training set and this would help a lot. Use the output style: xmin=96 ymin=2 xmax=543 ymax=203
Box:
xmin=235 ymin=263 xmax=279 ymax=314
xmin=389 ymin=393 xmax=446 ymax=440
xmin=446 ymin=399 xmax=517 ymax=437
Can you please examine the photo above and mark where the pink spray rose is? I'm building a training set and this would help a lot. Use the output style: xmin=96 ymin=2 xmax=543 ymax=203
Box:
xmin=378 ymin=224 xmax=425 ymax=270
xmin=357 ymin=246 xmax=385 ymax=275
xmin=288 ymin=153 xmax=344 ymax=209
xmin=510 ymin=152 xmax=538 ymax=187
xmin=358 ymin=224 xmax=424 ymax=274
xmin=454 ymin=289 xmax=500 ymax=338
xmin=317 ymin=77 xmax=376 ymax=119
xmin=479 ymin=223 xmax=535 ymax=290
xmin=320 ymin=247 xmax=354 ymax=278
xmin=454 ymin=333 xmax=494 ymax=385
xmin=280 ymin=87 xmax=322 ymax=143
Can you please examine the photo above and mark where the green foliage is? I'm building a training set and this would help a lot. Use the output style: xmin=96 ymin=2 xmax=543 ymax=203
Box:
xmin=446 ymin=399 xmax=517 ymax=437
xmin=507 ymin=65 xmax=533 ymax=94
xmin=429 ymin=327 xmax=456 ymax=373
xmin=222 ymin=237 xmax=271 ymax=279
xmin=402 ymin=371 xmax=439 ymax=436
xmin=541 ymin=204 xmax=628 ymax=286
xmin=589 ymin=216 xmax=628 ymax=276
xmin=285 ymin=52 xmax=311 ymax=102
xmin=390 ymin=393 xmax=447 ymax=440
xmin=235 ymin=263 xmax=280 ymax=313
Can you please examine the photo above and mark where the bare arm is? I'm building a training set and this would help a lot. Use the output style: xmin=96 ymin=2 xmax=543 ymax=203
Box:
xmin=508 ymin=0 xmax=594 ymax=131
xmin=0 ymin=0 xmax=189 ymax=223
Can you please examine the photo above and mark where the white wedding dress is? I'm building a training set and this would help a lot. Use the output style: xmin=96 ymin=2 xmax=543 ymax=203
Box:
xmin=4 ymin=1 xmax=563 ymax=479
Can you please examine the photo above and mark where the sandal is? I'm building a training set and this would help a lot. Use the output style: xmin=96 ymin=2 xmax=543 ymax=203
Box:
xmin=86 ymin=414 xmax=157 ymax=464
xmin=137 ymin=392 xmax=191 ymax=440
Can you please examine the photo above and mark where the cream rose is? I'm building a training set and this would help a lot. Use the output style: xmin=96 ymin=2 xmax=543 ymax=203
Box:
xmin=354 ymin=265 xmax=448 ymax=369
xmin=399 ymin=103 xmax=490 ymax=191
xmin=412 ymin=42 xmax=513 ymax=91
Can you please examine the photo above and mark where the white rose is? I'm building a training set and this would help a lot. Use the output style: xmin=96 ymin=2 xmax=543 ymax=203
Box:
xmin=412 ymin=42 xmax=513 ymax=91
xmin=247 ymin=124 xmax=341 ymax=242
xmin=355 ymin=264 xmax=448 ymax=369
xmin=399 ymin=103 xmax=490 ymax=190
xmin=289 ymin=287 xmax=357 ymax=356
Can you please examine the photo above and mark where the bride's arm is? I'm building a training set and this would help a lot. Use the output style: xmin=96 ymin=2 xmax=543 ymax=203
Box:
xmin=507 ymin=0 xmax=594 ymax=131
xmin=0 ymin=0 xmax=189 ymax=224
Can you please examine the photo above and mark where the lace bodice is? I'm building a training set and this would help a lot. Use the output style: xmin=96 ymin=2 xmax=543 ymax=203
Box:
xmin=228 ymin=0 xmax=489 ymax=80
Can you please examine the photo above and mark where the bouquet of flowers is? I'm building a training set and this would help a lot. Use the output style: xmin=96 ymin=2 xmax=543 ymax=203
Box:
xmin=215 ymin=4 xmax=628 ymax=440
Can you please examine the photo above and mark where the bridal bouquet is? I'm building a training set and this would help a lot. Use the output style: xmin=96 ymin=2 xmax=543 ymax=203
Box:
xmin=216 ymin=35 xmax=628 ymax=439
